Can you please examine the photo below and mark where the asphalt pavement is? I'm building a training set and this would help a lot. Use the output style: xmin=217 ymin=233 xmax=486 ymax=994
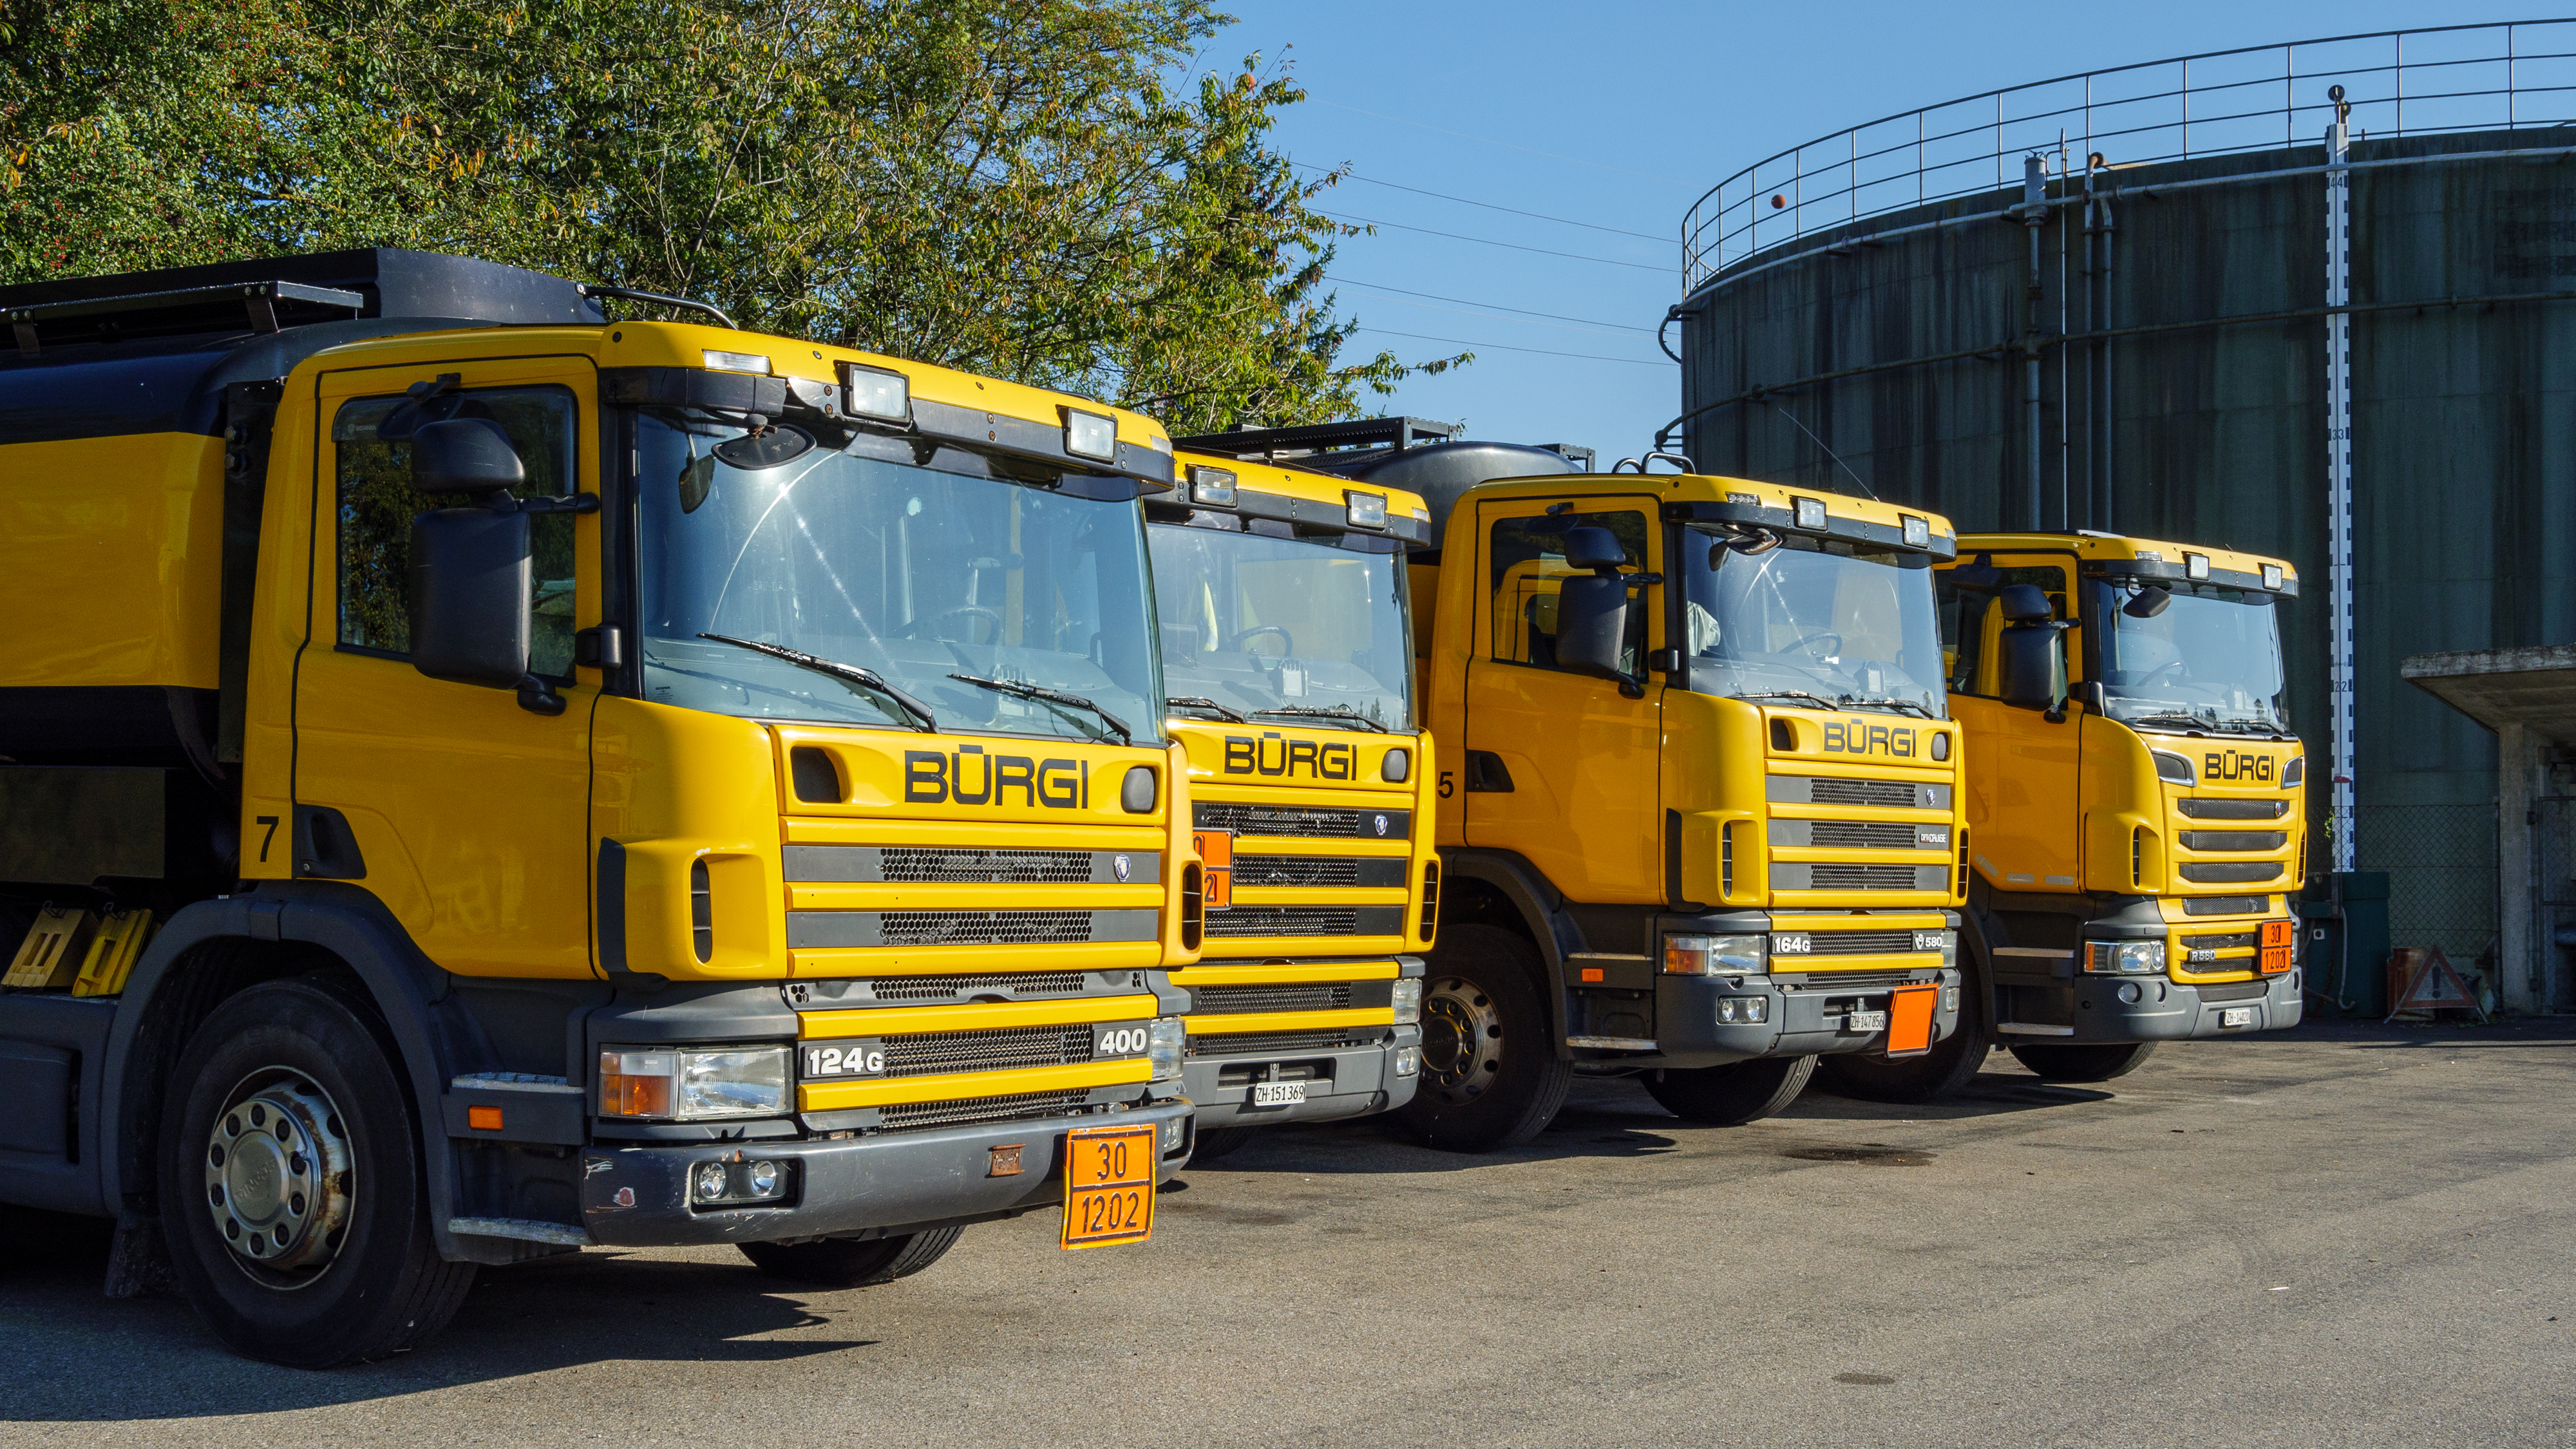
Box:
xmin=5 ymin=1019 xmax=2571 ymax=1447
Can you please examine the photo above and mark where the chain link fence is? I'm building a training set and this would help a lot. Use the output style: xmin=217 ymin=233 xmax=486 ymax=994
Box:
xmin=2358 ymin=802 xmax=2498 ymax=968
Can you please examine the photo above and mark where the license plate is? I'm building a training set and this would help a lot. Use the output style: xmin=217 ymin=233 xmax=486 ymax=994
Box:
xmin=1060 ymin=1122 xmax=1156 ymax=1250
xmin=2220 ymin=1005 xmax=2256 ymax=1028
xmin=1845 ymin=1009 xmax=1889 ymax=1032
xmin=1249 ymin=1081 xmax=1307 ymax=1107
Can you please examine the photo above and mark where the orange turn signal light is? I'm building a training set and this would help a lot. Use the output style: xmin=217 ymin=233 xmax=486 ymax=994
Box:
xmin=467 ymin=1104 xmax=504 ymax=1132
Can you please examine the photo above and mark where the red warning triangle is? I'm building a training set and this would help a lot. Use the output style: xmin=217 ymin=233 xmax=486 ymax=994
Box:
xmin=2385 ymin=946 xmax=2487 ymax=1022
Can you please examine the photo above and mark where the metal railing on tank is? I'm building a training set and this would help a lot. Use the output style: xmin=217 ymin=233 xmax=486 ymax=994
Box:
xmin=1681 ymin=19 xmax=2576 ymax=291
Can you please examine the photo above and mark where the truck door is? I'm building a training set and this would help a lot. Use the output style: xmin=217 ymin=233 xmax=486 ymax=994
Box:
xmin=288 ymin=356 xmax=599 ymax=978
xmin=1463 ymin=496 xmax=1663 ymax=904
xmin=1945 ymin=556 xmax=2081 ymax=891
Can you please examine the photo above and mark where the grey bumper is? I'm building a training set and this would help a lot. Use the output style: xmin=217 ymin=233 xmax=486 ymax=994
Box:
xmin=1994 ymin=969 xmax=2305 ymax=1045
xmin=577 ymin=1098 xmax=1193 ymax=1247
xmin=1182 ymin=1024 xmax=1422 ymax=1130
xmin=1643 ymin=970 xmax=1965 ymax=1068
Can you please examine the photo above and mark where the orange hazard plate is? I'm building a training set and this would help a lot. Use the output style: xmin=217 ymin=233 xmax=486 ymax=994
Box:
xmin=1193 ymin=829 xmax=1235 ymax=910
xmin=1885 ymin=984 xmax=1940 ymax=1057
xmin=1061 ymin=1122 xmax=1157 ymax=1250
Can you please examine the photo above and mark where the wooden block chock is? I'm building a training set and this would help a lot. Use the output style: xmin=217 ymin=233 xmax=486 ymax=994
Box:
xmin=73 ymin=907 xmax=155 ymax=997
xmin=5 ymin=904 xmax=97 ymax=990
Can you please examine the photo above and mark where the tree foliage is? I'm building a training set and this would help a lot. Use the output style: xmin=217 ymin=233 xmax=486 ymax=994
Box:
xmin=0 ymin=0 xmax=1461 ymax=428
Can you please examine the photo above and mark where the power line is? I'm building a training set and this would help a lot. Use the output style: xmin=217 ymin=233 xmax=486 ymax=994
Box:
xmin=1295 ymin=162 xmax=1667 ymax=243
xmin=1332 ymin=281 xmax=1649 ymax=339
xmin=1354 ymin=326 xmax=1672 ymax=366
xmin=1329 ymin=277 xmax=1652 ymax=332
xmin=1313 ymin=100 xmax=1692 ymax=186
xmin=1321 ymin=211 xmax=1669 ymax=273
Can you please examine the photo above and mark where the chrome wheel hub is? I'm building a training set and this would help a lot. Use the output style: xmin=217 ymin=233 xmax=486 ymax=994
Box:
xmin=1417 ymin=976 xmax=1506 ymax=1104
xmin=202 ymin=1070 xmax=352 ymax=1283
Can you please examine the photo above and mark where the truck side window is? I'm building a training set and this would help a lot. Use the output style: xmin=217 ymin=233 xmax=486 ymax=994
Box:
xmin=1487 ymin=509 xmax=1649 ymax=673
xmin=332 ymin=387 xmax=580 ymax=678
xmin=1943 ymin=564 xmax=2067 ymax=696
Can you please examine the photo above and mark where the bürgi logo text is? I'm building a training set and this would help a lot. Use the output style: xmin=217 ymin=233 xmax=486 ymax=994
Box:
xmin=1821 ymin=723 xmax=1916 ymax=758
xmin=904 ymin=745 xmax=1088 ymax=806
xmin=2202 ymin=750 xmax=2277 ymax=783
xmin=1223 ymin=732 xmax=1359 ymax=780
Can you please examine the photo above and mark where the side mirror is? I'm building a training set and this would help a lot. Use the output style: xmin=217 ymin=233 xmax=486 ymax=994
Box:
xmin=413 ymin=417 xmax=526 ymax=495
xmin=1949 ymin=553 xmax=2003 ymax=591
xmin=1997 ymin=620 xmax=2067 ymax=712
xmin=1997 ymin=583 xmax=2054 ymax=623
xmin=2123 ymin=584 xmax=2173 ymax=618
xmin=1555 ymin=574 xmax=1631 ymax=681
xmin=408 ymin=504 xmax=535 ymax=693
xmin=1562 ymin=526 xmax=1625 ymax=573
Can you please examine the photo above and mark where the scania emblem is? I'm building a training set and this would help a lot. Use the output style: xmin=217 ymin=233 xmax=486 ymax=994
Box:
xmin=1112 ymin=854 xmax=1132 ymax=882
xmin=1373 ymin=813 xmax=1389 ymax=837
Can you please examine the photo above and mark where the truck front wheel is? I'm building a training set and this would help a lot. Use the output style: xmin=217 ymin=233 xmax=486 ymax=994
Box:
xmin=159 ymin=976 xmax=475 ymax=1367
xmin=2009 ymin=1041 xmax=2159 ymax=1083
xmin=1643 ymin=1054 xmax=1816 ymax=1125
xmin=739 ymin=1227 xmax=961 ymax=1287
xmin=1386 ymin=923 xmax=1569 ymax=1152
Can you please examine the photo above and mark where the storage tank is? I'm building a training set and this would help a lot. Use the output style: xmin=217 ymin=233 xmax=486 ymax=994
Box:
xmin=1671 ymin=23 xmax=2576 ymax=980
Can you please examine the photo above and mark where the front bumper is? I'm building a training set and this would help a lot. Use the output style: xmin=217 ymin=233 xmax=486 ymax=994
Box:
xmin=1182 ymin=1025 xmax=1422 ymax=1130
xmin=577 ymin=1098 xmax=1194 ymax=1247
xmin=1995 ymin=968 xmax=2304 ymax=1044
xmin=1638 ymin=970 xmax=1964 ymax=1068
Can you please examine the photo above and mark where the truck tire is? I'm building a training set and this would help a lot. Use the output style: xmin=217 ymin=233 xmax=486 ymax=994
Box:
xmin=2008 ymin=1041 xmax=2159 ymax=1083
xmin=1643 ymin=1054 xmax=1816 ymax=1125
xmin=1387 ymin=923 xmax=1570 ymax=1152
xmin=1814 ymin=1020 xmax=1992 ymax=1104
xmin=1188 ymin=1126 xmax=1257 ymax=1162
xmin=739 ymin=1226 xmax=962 ymax=1287
xmin=159 ymin=976 xmax=475 ymax=1368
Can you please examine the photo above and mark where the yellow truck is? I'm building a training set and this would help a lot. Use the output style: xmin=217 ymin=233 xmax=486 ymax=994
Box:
xmin=1185 ymin=424 xmax=1968 ymax=1149
xmin=0 ymin=249 xmax=1206 ymax=1365
xmin=1819 ymin=531 xmax=2307 ymax=1099
xmin=1146 ymin=450 xmax=1436 ymax=1158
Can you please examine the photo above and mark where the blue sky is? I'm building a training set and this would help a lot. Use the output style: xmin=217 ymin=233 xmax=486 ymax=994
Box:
xmin=1206 ymin=1 xmax=2545 ymax=460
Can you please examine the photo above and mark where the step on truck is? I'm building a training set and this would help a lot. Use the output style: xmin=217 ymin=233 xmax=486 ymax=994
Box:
xmin=1819 ymin=532 xmax=2307 ymax=1099
xmin=1184 ymin=422 xmax=1969 ymax=1150
xmin=1147 ymin=450 xmax=1436 ymax=1159
xmin=0 ymin=249 xmax=1207 ymax=1366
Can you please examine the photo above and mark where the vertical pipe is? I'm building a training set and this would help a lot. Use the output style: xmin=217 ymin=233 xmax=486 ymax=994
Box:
xmin=2083 ymin=162 xmax=2099 ymax=531
xmin=2103 ymin=191 xmax=2114 ymax=531
xmin=2183 ymin=57 xmax=2191 ymax=158
xmin=2023 ymin=153 xmax=2047 ymax=530
xmin=2325 ymin=100 xmax=2358 ymax=873
xmin=2058 ymin=141 xmax=2071 ymax=530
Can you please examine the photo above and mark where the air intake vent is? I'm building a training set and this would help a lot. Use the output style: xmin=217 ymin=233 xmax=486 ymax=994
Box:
xmin=790 ymin=747 xmax=843 ymax=804
xmin=1186 ymin=1028 xmax=1383 ymax=1057
xmin=1721 ymin=820 xmax=1737 ymax=897
xmin=1180 ymin=862 xmax=1204 ymax=951
xmin=1202 ymin=906 xmax=1406 ymax=938
xmin=877 ymin=1090 xmax=1094 ymax=1135
xmin=689 ymin=858 xmax=713 ymax=963
xmin=881 ymin=1025 xmax=1095 ymax=1078
xmin=1770 ymin=718 xmax=1795 ymax=751
xmin=1955 ymin=827 xmax=1969 ymax=896
xmin=1810 ymin=778 xmax=1919 ymax=808
xmin=1420 ymin=859 xmax=1440 ymax=943
xmin=1192 ymin=983 xmax=1352 ymax=1014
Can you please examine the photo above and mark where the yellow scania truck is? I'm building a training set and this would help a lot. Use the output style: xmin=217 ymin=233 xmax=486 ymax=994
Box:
xmin=1183 ymin=423 xmax=1968 ymax=1150
xmin=1145 ymin=450 xmax=1435 ymax=1159
xmin=0 ymin=250 xmax=1205 ymax=1366
xmin=1818 ymin=531 xmax=2307 ymax=1099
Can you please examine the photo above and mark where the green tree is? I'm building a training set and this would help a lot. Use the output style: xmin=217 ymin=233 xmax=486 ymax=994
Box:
xmin=0 ymin=0 xmax=1462 ymax=428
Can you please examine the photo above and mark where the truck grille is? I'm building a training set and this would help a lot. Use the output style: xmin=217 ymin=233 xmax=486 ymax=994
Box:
xmin=876 ymin=1089 xmax=1094 ymax=1135
xmin=2183 ymin=932 xmax=2257 ymax=954
xmin=1188 ymin=1028 xmax=1382 ymax=1057
xmin=1785 ymin=929 xmax=1924 ymax=956
xmin=1807 ymin=821 xmax=1923 ymax=850
xmin=1810 ymin=779 xmax=1919 ymax=808
xmin=2179 ymin=862 xmax=2283 ymax=884
xmin=2178 ymin=831 xmax=2287 ymax=852
xmin=1195 ymin=803 xmax=1410 ymax=840
xmin=1779 ymin=969 xmax=1924 ymax=990
xmin=2183 ymin=895 xmax=2269 ymax=916
xmin=1808 ymin=864 xmax=1927 ymax=891
xmin=878 ymin=1025 xmax=1095 ymax=1078
xmin=1234 ymin=856 xmax=1359 ymax=887
xmin=882 ymin=847 xmax=1093 ymax=882
xmin=860 ymin=971 xmax=1091 ymax=1003
xmin=2177 ymin=798 xmax=2289 ymax=819
xmin=1203 ymin=906 xmax=1406 ymax=938
xmin=2195 ymin=980 xmax=2269 ymax=1002
xmin=788 ymin=908 xmax=1160 ymax=949
xmin=1191 ymin=983 xmax=1352 ymax=1014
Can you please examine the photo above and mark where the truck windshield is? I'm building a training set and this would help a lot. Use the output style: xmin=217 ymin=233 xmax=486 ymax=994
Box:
xmin=1146 ymin=524 xmax=1412 ymax=731
xmin=1680 ymin=531 xmax=1947 ymax=717
xmin=2084 ymin=580 xmax=2289 ymax=737
xmin=634 ymin=415 xmax=1162 ymax=744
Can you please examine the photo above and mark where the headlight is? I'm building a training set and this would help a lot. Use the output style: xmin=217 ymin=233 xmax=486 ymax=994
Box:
xmin=1901 ymin=514 xmax=1929 ymax=549
xmin=1393 ymin=1045 xmax=1421 ymax=1079
xmin=1345 ymin=490 xmax=1388 ymax=529
xmin=2261 ymin=562 xmax=2284 ymax=591
xmin=2151 ymin=750 xmax=2195 ymax=785
xmin=1381 ymin=746 xmax=1411 ymax=783
xmin=1148 ymin=1018 xmax=1186 ymax=1081
xmin=701 ymin=349 xmax=771 ymax=375
xmin=600 ymin=1045 xmax=789 ymax=1120
xmin=1715 ymin=996 xmax=1769 ymax=1023
xmin=1389 ymin=978 xmax=1423 ymax=1025
xmin=1793 ymin=496 xmax=1828 ymax=531
xmin=2185 ymin=552 xmax=2211 ymax=580
xmin=840 ymin=363 xmax=909 ymax=421
xmin=1664 ymin=933 xmax=1766 ymax=975
xmin=2083 ymin=941 xmax=2168 ymax=976
xmin=1065 ymin=408 xmax=1119 ymax=461
xmin=690 ymin=1157 xmax=793 ymax=1207
xmin=1190 ymin=466 xmax=1237 ymax=506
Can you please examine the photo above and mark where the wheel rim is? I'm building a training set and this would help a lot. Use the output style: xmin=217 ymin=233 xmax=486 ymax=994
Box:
xmin=1417 ymin=975 xmax=1506 ymax=1104
xmin=202 ymin=1068 xmax=354 ymax=1287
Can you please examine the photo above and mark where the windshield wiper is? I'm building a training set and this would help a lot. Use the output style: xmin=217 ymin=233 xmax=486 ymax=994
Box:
xmin=1842 ymin=696 xmax=1937 ymax=718
xmin=1248 ymin=705 xmax=1390 ymax=733
xmin=696 ymin=633 xmax=938 ymax=732
xmin=1166 ymin=696 xmax=1249 ymax=724
xmin=949 ymin=674 xmax=1132 ymax=744
xmin=1730 ymin=690 xmax=1839 ymax=712
xmin=2123 ymin=710 xmax=2215 ymax=732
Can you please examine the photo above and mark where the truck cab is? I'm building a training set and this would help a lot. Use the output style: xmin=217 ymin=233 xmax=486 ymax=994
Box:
xmin=1878 ymin=531 xmax=2307 ymax=1095
xmin=1187 ymin=424 xmax=1967 ymax=1149
xmin=1144 ymin=451 xmax=1437 ymax=1157
xmin=0 ymin=251 xmax=1203 ymax=1365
